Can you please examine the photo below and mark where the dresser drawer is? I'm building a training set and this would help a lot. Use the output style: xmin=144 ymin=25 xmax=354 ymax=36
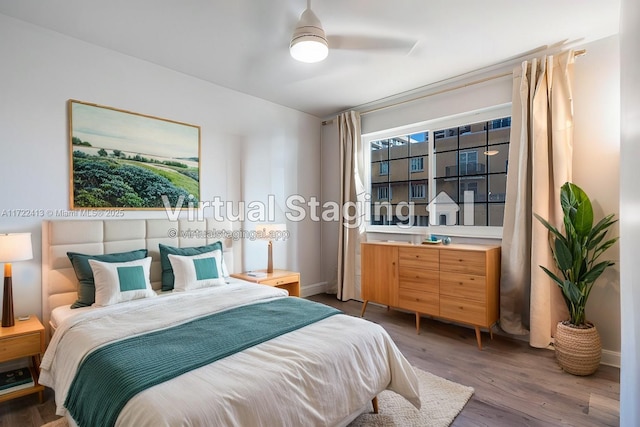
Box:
xmin=398 ymin=289 xmax=439 ymax=315
xmin=440 ymin=297 xmax=486 ymax=326
xmin=440 ymin=272 xmax=486 ymax=303
xmin=260 ymin=274 xmax=299 ymax=287
xmin=440 ymin=250 xmax=486 ymax=275
xmin=0 ymin=333 xmax=41 ymax=361
xmin=399 ymin=267 xmax=439 ymax=293
xmin=399 ymin=247 xmax=439 ymax=270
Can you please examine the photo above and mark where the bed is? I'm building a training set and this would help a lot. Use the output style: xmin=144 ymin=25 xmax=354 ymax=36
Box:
xmin=40 ymin=219 xmax=421 ymax=426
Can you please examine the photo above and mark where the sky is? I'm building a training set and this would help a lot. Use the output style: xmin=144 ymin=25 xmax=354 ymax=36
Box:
xmin=70 ymin=101 xmax=199 ymax=159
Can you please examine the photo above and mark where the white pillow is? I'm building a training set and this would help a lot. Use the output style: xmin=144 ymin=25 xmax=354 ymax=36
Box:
xmin=211 ymin=247 xmax=231 ymax=278
xmin=168 ymin=252 xmax=226 ymax=291
xmin=88 ymin=257 xmax=155 ymax=306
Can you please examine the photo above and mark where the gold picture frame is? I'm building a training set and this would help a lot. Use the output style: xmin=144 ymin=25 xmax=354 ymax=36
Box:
xmin=68 ymin=100 xmax=200 ymax=210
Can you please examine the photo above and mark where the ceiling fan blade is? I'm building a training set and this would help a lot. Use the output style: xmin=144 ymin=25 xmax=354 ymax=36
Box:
xmin=327 ymin=35 xmax=418 ymax=54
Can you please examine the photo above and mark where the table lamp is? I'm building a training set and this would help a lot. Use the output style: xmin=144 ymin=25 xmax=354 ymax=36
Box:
xmin=258 ymin=224 xmax=287 ymax=273
xmin=0 ymin=233 xmax=33 ymax=327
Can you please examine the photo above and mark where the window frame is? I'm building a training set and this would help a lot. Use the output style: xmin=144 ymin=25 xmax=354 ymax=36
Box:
xmin=363 ymin=104 xmax=511 ymax=239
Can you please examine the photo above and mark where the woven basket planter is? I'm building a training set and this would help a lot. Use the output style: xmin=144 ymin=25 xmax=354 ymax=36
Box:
xmin=554 ymin=321 xmax=601 ymax=376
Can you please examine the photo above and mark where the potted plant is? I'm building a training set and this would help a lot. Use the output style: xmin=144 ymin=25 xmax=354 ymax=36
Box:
xmin=534 ymin=182 xmax=618 ymax=375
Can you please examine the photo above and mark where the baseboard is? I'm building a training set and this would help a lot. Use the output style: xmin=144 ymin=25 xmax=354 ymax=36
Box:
xmin=301 ymin=281 xmax=329 ymax=298
xmin=600 ymin=349 xmax=620 ymax=368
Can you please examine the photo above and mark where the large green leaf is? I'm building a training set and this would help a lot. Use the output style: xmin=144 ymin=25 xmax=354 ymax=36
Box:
xmin=581 ymin=260 xmax=614 ymax=284
xmin=540 ymin=265 xmax=565 ymax=288
xmin=588 ymin=214 xmax=617 ymax=242
xmin=563 ymin=183 xmax=593 ymax=237
xmin=533 ymin=213 xmax=566 ymax=243
xmin=554 ymin=237 xmax=573 ymax=272
xmin=559 ymin=279 xmax=582 ymax=305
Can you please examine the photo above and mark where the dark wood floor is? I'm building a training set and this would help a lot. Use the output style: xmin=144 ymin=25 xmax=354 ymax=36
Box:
xmin=0 ymin=294 xmax=620 ymax=427
xmin=311 ymin=294 xmax=620 ymax=427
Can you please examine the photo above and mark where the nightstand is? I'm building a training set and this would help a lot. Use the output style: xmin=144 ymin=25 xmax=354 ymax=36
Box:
xmin=0 ymin=316 xmax=45 ymax=403
xmin=231 ymin=270 xmax=301 ymax=297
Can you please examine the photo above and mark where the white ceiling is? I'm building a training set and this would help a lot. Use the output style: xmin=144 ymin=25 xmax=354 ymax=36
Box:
xmin=0 ymin=0 xmax=620 ymax=118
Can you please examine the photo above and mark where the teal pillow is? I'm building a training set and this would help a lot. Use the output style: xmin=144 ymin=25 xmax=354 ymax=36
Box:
xmin=159 ymin=242 xmax=224 ymax=291
xmin=67 ymin=249 xmax=148 ymax=308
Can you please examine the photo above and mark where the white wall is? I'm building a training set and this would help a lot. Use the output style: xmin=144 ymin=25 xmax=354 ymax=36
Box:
xmin=0 ymin=13 xmax=323 ymax=319
xmin=320 ymin=36 xmax=622 ymax=362
xmin=619 ymin=0 xmax=640 ymax=423
xmin=572 ymin=35 xmax=621 ymax=363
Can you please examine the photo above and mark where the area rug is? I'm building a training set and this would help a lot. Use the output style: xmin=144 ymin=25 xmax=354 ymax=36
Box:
xmin=349 ymin=367 xmax=474 ymax=427
xmin=42 ymin=367 xmax=473 ymax=427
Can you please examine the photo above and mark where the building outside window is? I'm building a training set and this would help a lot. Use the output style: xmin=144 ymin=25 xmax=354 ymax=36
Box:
xmin=369 ymin=133 xmax=429 ymax=226
xmin=367 ymin=112 xmax=510 ymax=230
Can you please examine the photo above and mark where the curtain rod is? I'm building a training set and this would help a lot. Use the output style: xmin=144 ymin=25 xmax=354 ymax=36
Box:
xmin=322 ymin=49 xmax=586 ymax=126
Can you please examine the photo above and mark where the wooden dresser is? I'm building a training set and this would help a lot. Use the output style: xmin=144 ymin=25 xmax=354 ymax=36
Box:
xmin=360 ymin=241 xmax=501 ymax=349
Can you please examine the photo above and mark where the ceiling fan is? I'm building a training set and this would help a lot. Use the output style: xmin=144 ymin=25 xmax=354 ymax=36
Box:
xmin=289 ymin=0 xmax=419 ymax=63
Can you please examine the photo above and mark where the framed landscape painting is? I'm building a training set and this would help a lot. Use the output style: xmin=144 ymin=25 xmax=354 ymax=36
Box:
xmin=69 ymin=100 xmax=200 ymax=209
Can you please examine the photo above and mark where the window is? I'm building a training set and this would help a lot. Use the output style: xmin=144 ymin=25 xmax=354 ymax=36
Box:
xmin=379 ymin=161 xmax=389 ymax=175
xmin=459 ymin=151 xmax=479 ymax=175
xmin=377 ymin=186 xmax=390 ymax=200
xmin=365 ymin=107 xmax=510 ymax=232
xmin=410 ymin=184 xmax=426 ymax=199
xmin=410 ymin=157 xmax=424 ymax=172
xmin=369 ymin=132 xmax=429 ymax=226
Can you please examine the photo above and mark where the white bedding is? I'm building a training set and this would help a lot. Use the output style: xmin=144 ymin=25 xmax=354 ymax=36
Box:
xmin=50 ymin=305 xmax=89 ymax=329
xmin=48 ymin=277 xmax=249 ymax=329
xmin=40 ymin=282 xmax=421 ymax=426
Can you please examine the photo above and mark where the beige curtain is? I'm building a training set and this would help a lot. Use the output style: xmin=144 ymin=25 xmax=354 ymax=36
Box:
xmin=500 ymin=50 xmax=575 ymax=348
xmin=337 ymin=111 xmax=366 ymax=301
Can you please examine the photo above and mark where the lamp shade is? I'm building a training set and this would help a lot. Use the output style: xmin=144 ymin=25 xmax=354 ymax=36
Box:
xmin=290 ymin=8 xmax=328 ymax=63
xmin=0 ymin=233 xmax=33 ymax=263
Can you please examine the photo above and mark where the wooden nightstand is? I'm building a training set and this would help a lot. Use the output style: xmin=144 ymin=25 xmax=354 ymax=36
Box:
xmin=0 ymin=316 xmax=45 ymax=403
xmin=231 ymin=270 xmax=301 ymax=297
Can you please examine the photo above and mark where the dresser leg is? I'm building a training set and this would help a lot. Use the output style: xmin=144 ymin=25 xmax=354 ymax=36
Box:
xmin=474 ymin=326 xmax=482 ymax=350
xmin=360 ymin=300 xmax=369 ymax=317
xmin=415 ymin=312 xmax=421 ymax=334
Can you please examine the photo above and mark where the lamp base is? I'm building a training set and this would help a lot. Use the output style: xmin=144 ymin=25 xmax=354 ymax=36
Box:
xmin=267 ymin=241 xmax=273 ymax=273
xmin=2 ymin=275 xmax=14 ymax=327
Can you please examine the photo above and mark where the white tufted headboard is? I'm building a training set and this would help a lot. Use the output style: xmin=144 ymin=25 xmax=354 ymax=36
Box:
xmin=41 ymin=218 xmax=236 ymax=339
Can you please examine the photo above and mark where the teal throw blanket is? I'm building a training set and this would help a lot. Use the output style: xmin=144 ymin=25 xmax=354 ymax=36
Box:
xmin=64 ymin=297 xmax=341 ymax=427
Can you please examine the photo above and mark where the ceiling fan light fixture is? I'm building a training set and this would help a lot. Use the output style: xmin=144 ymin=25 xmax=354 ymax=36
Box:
xmin=290 ymin=7 xmax=328 ymax=63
